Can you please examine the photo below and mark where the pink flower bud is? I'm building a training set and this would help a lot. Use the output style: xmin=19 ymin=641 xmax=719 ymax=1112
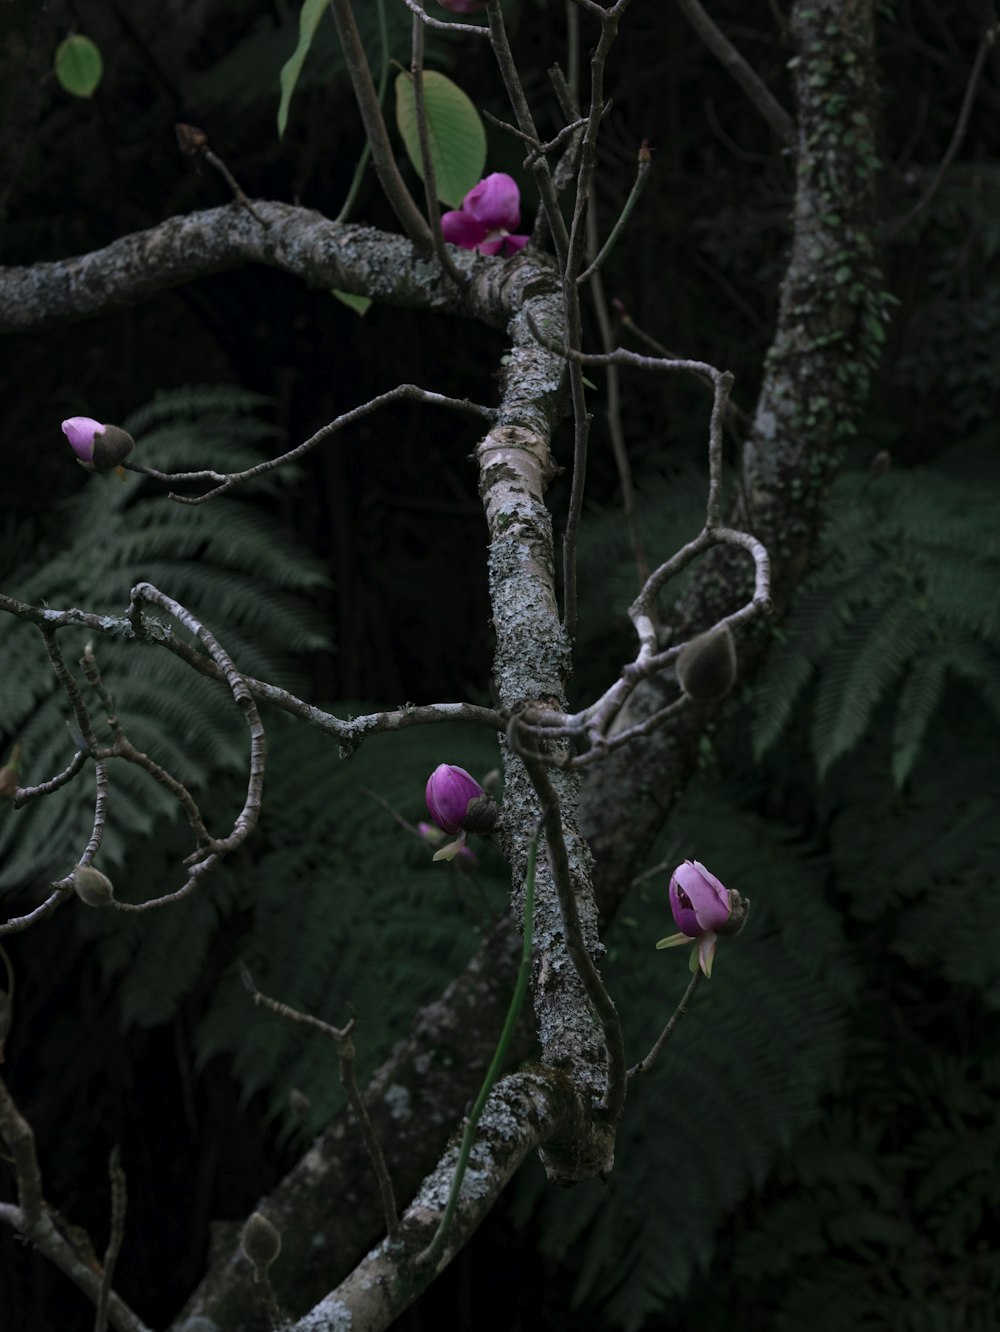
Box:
xmin=669 ymin=860 xmax=731 ymax=937
xmin=441 ymin=173 xmax=530 ymax=257
xmin=62 ymin=417 xmax=135 ymax=475
xmin=425 ymin=764 xmax=494 ymax=835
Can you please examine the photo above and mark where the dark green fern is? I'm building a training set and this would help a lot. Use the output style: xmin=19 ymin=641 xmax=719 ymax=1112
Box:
xmin=754 ymin=447 xmax=1000 ymax=784
xmin=0 ymin=386 xmax=331 ymax=891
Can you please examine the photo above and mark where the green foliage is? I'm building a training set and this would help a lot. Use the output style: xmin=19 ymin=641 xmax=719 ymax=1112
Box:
xmin=681 ymin=1038 xmax=1000 ymax=1332
xmin=54 ymin=34 xmax=103 ymax=99
xmin=518 ymin=783 xmax=860 ymax=1331
xmin=277 ymin=0 xmax=329 ymax=138
xmin=394 ymin=70 xmax=487 ymax=208
xmin=187 ymin=0 xmax=444 ymax=124
xmin=893 ymin=165 xmax=1000 ymax=429
xmin=753 ymin=447 xmax=1000 ymax=784
xmin=0 ymin=387 xmax=330 ymax=890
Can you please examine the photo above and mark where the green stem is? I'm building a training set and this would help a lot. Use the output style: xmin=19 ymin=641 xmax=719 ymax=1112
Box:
xmin=416 ymin=820 xmax=540 ymax=1271
xmin=335 ymin=0 xmax=388 ymax=224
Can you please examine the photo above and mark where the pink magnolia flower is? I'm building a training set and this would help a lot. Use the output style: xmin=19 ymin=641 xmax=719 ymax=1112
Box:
xmin=669 ymin=860 xmax=731 ymax=938
xmin=441 ymin=173 xmax=529 ymax=257
xmin=657 ymin=860 xmax=736 ymax=978
xmin=425 ymin=764 xmax=486 ymax=835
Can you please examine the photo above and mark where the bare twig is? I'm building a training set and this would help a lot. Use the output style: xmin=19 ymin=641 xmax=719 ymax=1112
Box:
xmin=576 ymin=141 xmax=651 ymax=285
xmin=409 ymin=17 xmax=466 ymax=285
xmin=400 ymin=0 xmax=489 ymax=37
xmin=583 ymin=183 xmax=650 ymax=590
xmin=676 ymin=0 xmax=795 ymax=144
xmin=40 ymin=630 xmax=110 ymax=866
xmin=241 ymin=965 xmax=400 ymax=1244
xmin=81 ymin=644 xmax=214 ymax=850
xmin=887 ymin=24 xmax=998 ymax=240
xmin=0 ymin=891 xmax=69 ymax=939
xmin=12 ymin=749 xmax=87 ymax=808
xmin=558 ymin=3 xmax=631 ymax=640
xmin=627 ymin=968 xmax=703 ymax=1078
xmin=335 ymin=0 xmax=389 ymax=223
xmin=108 ymin=584 xmax=264 ymax=911
xmin=126 ymin=384 xmax=494 ymax=503
xmin=94 ymin=1146 xmax=127 ymax=1332
xmin=326 ymin=0 xmax=433 ymax=248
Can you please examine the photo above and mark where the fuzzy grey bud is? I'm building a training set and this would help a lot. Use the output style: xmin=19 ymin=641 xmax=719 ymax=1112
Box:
xmin=72 ymin=863 xmax=115 ymax=907
xmin=242 ymin=1211 xmax=281 ymax=1274
xmin=676 ymin=625 xmax=737 ymax=703
xmin=90 ymin=424 xmax=135 ymax=473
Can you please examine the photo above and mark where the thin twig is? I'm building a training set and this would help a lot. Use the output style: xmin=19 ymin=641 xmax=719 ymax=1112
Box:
xmin=676 ymin=0 xmax=795 ymax=144
xmin=40 ymin=630 xmax=109 ymax=866
xmin=94 ymin=1146 xmax=127 ymax=1332
xmin=81 ymin=644 xmax=213 ymax=850
xmin=13 ymin=749 xmax=87 ymax=808
xmin=576 ymin=143 xmax=651 ymax=285
xmin=126 ymin=384 xmax=494 ymax=503
xmin=335 ymin=0 xmax=389 ymax=223
xmin=109 ymin=584 xmax=264 ymax=911
xmin=410 ymin=16 xmax=466 ymax=284
xmin=886 ymin=24 xmax=998 ymax=240
xmin=558 ymin=3 xmax=630 ymax=641
xmin=400 ymin=0 xmax=489 ymax=36
xmin=203 ymin=149 xmax=266 ymax=225
xmin=241 ymin=965 xmax=400 ymax=1243
xmin=326 ymin=0 xmax=433 ymax=247
xmin=627 ymin=969 xmax=703 ymax=1078
xmin=583 ymin=182 xmax=650 ymax=591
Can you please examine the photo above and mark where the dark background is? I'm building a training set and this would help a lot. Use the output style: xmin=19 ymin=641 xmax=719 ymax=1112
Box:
xmin=2 ymin=2 xmax=999 ymax=1329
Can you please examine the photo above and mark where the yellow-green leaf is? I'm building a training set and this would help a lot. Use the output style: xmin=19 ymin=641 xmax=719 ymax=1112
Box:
xmin=394 ymin=70 xmax=486 ymax=209
xmin=277 ymin=0 xmax=327 ymax=138
xmin=54 ymin=35 xmax=103 ymax=99
xmin=331 ymin=289 xmax=372 ymax=317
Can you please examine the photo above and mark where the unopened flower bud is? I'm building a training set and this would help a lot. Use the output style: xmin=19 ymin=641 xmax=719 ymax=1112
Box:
xmin=656 ymin=860 xmax=747 ymax=978
xmin=669 ymin=860 xmax=731 ymax=938
xmin=676 ymin=624 xmax=737 ymax=703
xmin=869 ymin=449 xmax=891 ymax=477
xmin=62 ymin=417 xmax=135 ymax=476
xmin=175 ymin=122 xmax=209 ymax=157
xmin=242 ymin=1211 xmax=281 ymax=1274
xmin=425 ymin=764 xmax=497 ymax=836
xmin=72 ymin=863 xmax=115 ymax=907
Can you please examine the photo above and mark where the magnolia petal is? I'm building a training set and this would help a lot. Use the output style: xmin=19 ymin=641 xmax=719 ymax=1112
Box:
xmin=697 ymin=932 xmax=718 ymax=978
xmin=441 ymin=209 xmax=486 ymax=250
xmin=432 ymin=833 xmax=467 ymax=862
xmin=463 ymin=172 xmax=521 ymax=232
xmin=655 ymin=932 xmax=694 ymax=950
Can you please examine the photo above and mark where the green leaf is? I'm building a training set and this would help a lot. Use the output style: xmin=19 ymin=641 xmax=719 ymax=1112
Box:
xmin=394 ymin=70 xmax=486 ymax=208
xmin=54 ymin=35 xmax=103 ymax=99
xmin=277 ymin=0 xmax=327 ymax=138
xmin=332 ymin=289 xmax=372 ymax=317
